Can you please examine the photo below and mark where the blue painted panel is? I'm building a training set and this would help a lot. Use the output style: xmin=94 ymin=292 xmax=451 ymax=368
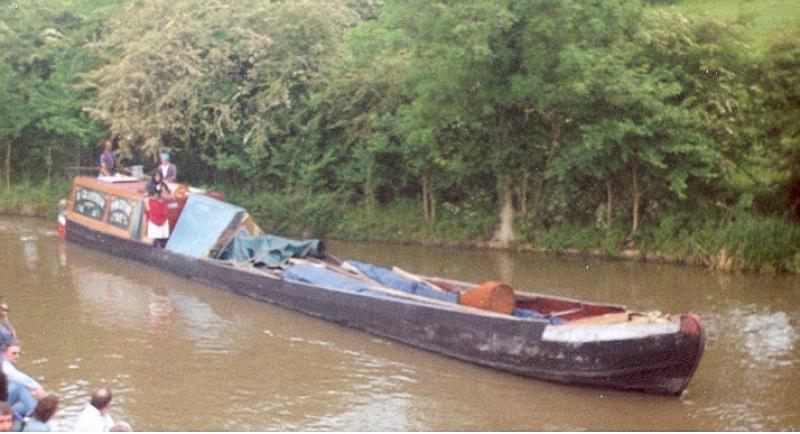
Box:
xmin=166 ymin=194 xmax=244 ymax=258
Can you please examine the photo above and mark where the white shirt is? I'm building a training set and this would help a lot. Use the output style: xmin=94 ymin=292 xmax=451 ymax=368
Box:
xmin=73 ymin=404 xmax=114 ymax=432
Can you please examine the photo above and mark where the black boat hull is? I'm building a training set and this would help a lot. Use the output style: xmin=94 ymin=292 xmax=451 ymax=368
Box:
xmin=65 ymin=218 xmax=704 ymax=395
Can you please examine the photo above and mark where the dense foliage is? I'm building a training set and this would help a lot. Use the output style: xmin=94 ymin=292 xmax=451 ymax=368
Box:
xmin=1 ymin=0 xmax=798 ymax=273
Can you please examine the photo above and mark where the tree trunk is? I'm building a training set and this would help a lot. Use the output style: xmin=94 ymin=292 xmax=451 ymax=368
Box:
xmin=46 ymin=146 xmax=52 ymax=185
xmin=631 ymin=164 xmax=641 ymax=233
xmin=421 ymin=174 xmax=436 ymax=224
xmin=530 ymin=120 xmax=562 ymax=226
xmin=364 ymin=164 xmax=375 ymax=217
xmin=422 ymin=174 xmax=430 ymax=223
xmin=429 ymin=188 xmax=436 ymax=224
xmin=492 ymin=174 xmax=516 ymax=246
xmin=364 ymin=182 xmax=375 ymax=217
xmin=606 ymin=179 xmax=613 ymax=229
xmin=5 ymin=142 xmax=10 ymax=192
xmin=520 ymin=172 xmax=529 ymax=218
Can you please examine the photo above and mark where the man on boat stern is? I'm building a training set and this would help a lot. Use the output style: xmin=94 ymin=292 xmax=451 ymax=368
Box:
xmin=98 ymin=140 xmax=116 ymax=177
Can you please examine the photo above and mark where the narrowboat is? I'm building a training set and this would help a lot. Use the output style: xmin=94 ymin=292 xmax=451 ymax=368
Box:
xmin=58 ymin=175 xmax=705 ymax=395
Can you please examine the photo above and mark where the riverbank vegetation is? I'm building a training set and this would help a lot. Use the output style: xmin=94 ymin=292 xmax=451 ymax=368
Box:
xmin=1 ymin=0 xmax=799 ymax=274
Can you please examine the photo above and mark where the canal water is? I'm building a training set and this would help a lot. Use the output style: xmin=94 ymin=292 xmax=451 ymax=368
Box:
xmin=1 ymin=216 xmax=798 ymax=431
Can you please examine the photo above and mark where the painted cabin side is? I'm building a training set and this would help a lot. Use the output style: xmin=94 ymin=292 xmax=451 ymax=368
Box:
xmin=65 ymin=176 xmax=195 ymax=244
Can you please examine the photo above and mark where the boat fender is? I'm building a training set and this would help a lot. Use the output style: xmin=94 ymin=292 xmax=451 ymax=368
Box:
xmin=459 ymin=281 xmax=516 ymax=315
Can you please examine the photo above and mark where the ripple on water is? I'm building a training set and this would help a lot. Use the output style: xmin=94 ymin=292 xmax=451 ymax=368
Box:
xmin=741 ymin=310 xmax=797 ymax=367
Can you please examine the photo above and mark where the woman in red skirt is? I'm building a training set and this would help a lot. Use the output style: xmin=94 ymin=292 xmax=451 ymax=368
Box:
xmin=145 ymin=188 xmax=170 ymax=248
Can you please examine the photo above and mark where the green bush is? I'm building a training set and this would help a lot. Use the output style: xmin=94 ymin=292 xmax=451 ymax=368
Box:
xmin=432 ymin=201 xmax=495 ymax=242
xmin=222 ymin=187 xmax=345 ymax=238
xmin=535 ymin=224 xmax=606 ymax=252
xmin=637 ymin=212 xmax=716 ymax=262
xmin=0 ymin=181 xmax=71 ymax=217
xmin=337 ymin=198 xmax=428 ymax=242
xmin=714 ymin=214 xmax=800 ymax=273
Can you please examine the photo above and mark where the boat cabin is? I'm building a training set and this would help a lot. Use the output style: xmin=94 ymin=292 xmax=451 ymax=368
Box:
xmin=65 ymin=176 xmax=224 ymax=244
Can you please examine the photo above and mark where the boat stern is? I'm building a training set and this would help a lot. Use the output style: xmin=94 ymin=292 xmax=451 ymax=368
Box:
xmin=537 ymin=312 xmax=706 ymax=395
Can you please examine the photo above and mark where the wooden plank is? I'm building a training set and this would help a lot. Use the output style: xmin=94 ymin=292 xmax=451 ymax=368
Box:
xmin=561 ymin=312 xmax=631 ymax=326
xmin=391 ymin=266 xmax=456 ymax=292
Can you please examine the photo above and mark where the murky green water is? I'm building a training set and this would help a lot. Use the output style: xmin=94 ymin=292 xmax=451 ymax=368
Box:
xmin=1 ymin=216 xmax=798 ymax=430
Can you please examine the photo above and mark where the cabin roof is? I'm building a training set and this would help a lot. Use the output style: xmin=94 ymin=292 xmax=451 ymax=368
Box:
xmin=75 ymin=176 xmax=149 ymax=198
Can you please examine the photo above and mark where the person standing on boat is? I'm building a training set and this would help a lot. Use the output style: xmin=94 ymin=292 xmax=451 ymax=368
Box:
xmin=145 ymin=188 xmax=170 ymax=249
xmin=146 ymin=171 xmax=171 ymax=198
xmin=98 ymin=139 xmax=116 ymax=177
xmin=73 ymin=388 xmax=114 ymax=432
xmin=158 ymin=152 xmax=176 ymax=183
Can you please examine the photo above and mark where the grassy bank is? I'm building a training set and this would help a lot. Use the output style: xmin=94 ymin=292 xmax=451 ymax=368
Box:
xmin=0 ymin=181 xmax=71 ymax=218
xmin=534 ymin=214 xmax=800 ymax=274
xmin=3 ymin=180 xmax=798 ymax=275
xmin=228 ymin=186 xmax=800 ymax=275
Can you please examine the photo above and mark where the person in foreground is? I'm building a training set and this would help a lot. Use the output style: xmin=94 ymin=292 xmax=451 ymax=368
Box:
xmin=0 ymin=403 xmax=12 ymax=432
xmin=109 ymin=420 xmax=131 ymax=432
xmin=0 ymin=303 xmax=16 ymax=348
xmin=73 ymin=387 xmax=114 ymax=432
xmin=1 ymin=345 xmax=46 ymax=417
xmin=22 ymin=395 xmax=58 ymax=432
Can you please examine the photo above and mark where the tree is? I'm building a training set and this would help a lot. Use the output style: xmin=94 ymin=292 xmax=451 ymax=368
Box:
xmin=311 ymin=14 xmax=413 ymax=212
xmin=0 ymin=0 xmax=110 ymax=187
xmin=757 ymin=29 xmax=800 ymax=220
xmin=85 ymin=0 xmax=357 ymax=188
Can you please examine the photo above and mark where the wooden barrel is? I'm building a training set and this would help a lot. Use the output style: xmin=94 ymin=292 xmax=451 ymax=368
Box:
xmin=459 ymin=281 xmax=516 ymax=314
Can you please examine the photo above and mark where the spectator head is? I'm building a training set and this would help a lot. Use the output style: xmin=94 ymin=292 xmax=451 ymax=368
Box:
xmin=0 ymin=402 xmax=12 ymax=432
xmin=102 ymin=139 xmax=112 ymax=151
xmin=90 ymin=387 xmax=113 ymax=413
xmin=160 ymin=152 xmax=170 ymax=163
xmin=2 ymin=345 xmax=20 ymax=364
xmin=110 ymin=420 xmax=132 ymax=432
xmin=148 ymin=172 xmax=164 ymax=197
xmin=32 ymin=395 xmax=59 ymax=423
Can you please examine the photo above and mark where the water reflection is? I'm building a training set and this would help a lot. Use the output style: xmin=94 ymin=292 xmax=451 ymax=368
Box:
xmin=68 ymin=253 xmax=236 ymax=355
xmin=168 ymin=293 xmax=234 ymax=354
xmin=21 ymin=233 xmax=38 ymax=271
xmin=1 ymin=218 xmax=799 ymax=430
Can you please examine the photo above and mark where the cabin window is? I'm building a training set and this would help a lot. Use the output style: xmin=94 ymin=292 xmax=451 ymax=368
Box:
xmin=74 ymin=187 xmax=106 ymax=221
xmin=108 ymin=196 xmax=135 ymax=230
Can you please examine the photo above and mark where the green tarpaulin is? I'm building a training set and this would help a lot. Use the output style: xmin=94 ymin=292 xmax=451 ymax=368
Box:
xmin=216 ymin=233 xmax=326 ymax=267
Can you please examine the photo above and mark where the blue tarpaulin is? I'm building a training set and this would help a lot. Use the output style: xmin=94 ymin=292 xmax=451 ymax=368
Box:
xmin=342 ymin=260 xmax=459 ymax=303
xmin=283 ymin=263 xmax=397 ymax=300
xmin=166 ymin=195 xmax=245 ymax=258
